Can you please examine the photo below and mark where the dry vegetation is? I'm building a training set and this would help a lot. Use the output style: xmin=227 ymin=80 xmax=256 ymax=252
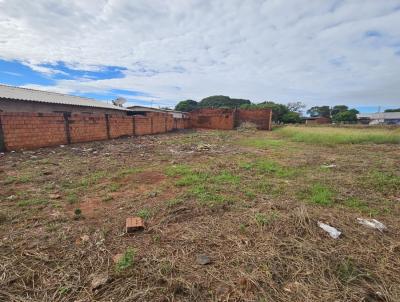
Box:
xmin=1 ymin=127 xmax=399 ymax=301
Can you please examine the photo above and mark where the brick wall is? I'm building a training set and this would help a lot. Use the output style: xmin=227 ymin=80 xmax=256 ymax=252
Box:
xmin=190 ymin=109 xmax=235 ymax=130
xmin=133 ymin=115 xmax=152 ymax=135
xmin=189 ymin=108 xmax=272 ymax=130
xmin=0 ymin=109 xmax=271 ymax=151
xmin=237 ymin=109 xmax=272 ymax=130
xmin=69 ymin=114 xmax=108 ymax=143
xmin=108 ymin=115 xmax=134 ymax=138
xmin=0 ymin=112 xmax=67 ymax=150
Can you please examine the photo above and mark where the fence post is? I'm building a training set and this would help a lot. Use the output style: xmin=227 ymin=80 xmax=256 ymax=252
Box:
xmin=0 ymin=114 xmax=5 ymax=152
xmin=105 ymin=114 xmax=111 ymax=139
xmin=63 ymin=112 xmax=71 ymax=145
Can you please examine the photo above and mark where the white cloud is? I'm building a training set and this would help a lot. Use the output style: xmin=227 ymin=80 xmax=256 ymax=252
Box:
xmin=1 ymin=0 xmax=400 ymax=107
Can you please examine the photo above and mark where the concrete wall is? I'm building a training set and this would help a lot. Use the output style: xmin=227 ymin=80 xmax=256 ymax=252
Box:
xmin=0 ymin=98 xmax=127 ymax=116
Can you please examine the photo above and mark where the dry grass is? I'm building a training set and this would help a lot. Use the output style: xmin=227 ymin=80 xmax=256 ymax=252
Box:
xmin=0 ymin=128 xmax=399 ymax=301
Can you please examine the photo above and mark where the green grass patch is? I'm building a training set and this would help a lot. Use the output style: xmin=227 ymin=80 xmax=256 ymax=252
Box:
xmin=254 ymin=211 xmax=279 ymax=226
xmin=344 ymin=197 xmax=369 ymax=211
xmin=137 ymin=208 xmax=151 ymax=220
xmin=17 ymin=198 xmax=47 ymax=207
xmin=166 ymin=198 xmax=184 ymax=207
xmin=165 ymin=164 xmax=192 ymax=177
xmin=242 ymin=159 xmax=297 ymax=178
xmin=107 ymin=183 xmax=121 ymax=192
xmin=303 ymin=183 xmax=335 ymax=206
xmin=115 ymin=248 xmax=135 ymax=272
xmin=366 ymin=171 xmax=400 ymax=194
xmin=276 ymin=126 xmax=400 ymax=145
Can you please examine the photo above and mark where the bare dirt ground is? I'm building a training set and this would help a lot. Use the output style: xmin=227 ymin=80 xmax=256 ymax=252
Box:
xmin=1 ymin=129 xmax=399 ymax=302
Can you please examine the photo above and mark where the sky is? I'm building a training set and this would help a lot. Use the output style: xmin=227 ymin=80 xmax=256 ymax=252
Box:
xmin=0 ymin=0 xmax=400 ymax=112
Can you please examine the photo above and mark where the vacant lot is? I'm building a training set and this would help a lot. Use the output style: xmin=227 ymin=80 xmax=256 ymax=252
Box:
xmin=1 ymin=127 xmax=399 ymax=302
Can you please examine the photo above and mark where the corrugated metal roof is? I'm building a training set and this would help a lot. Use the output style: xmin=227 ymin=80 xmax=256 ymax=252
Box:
xmin=0 ymin=84 xmax=127 ymax=111
xmin=358 ymin=112 xmax=400 ymax=119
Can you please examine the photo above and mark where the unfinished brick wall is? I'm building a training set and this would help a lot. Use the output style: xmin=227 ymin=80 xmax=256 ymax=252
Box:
xmin=189 ymin=109 xmax=235 ymax=130
xmin=108 ymin=115 xmax=134 ymax=138
xmin=236 ymin=109 xmax=272 ymax=130
xmin=133 ymin=115 xmax=152 ymax=135
xmin=0 ymin=113 xmax=67 ymax=150
xmin=0 ymin=108 xmax=270 ymax=151
xmin=69 ymin=114 xmax=108 ymax=143
xmin=189 ymin=108 xmax=272 ymax=130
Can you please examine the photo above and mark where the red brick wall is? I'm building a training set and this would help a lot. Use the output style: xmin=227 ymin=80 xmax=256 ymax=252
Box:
xmin=0 ymin=112 xmax=67 ymax=150
xmin=237 ymin=109 xmax=272 ymax=130
xmin=133 ymin=115 xmax=152 ymax=135
xmin=69 ymin=114 xmax=108 ymax=143
xmin=189 ymin=109 xmax=235 ymax=130
xmin=108 ymin=115 xmax=133 ymax=138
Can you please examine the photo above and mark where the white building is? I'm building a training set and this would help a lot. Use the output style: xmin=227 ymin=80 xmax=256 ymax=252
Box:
xmin=357 ymin=112 xmax=400 ymax=125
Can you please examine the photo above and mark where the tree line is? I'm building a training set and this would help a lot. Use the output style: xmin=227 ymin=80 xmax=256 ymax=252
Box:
xmin=175 ymin=95 xmax=364 ymax=123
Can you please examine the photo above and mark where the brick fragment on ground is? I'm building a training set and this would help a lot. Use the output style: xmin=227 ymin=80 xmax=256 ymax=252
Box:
xmin=126 ymin=217 xmax=144 ymax=233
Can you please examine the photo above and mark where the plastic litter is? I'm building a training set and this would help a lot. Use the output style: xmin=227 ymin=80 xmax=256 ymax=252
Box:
xmin=321 ymin=164 xmax=337 ymax=168
xmin=317 ymin=221 xmax=341 ymax=239
xmin=357 ymin=218 xmax=386 ymax=231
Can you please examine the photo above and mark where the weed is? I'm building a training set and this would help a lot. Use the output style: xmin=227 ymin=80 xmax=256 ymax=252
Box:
xmin=337 ymin=259 xmax=363 ymax=283
xmin=367 ymin=171 xmax=400 ymax=194
xmin=344 ymin=197 xmax=369 ymax=211
xmin=17 ymin=198 xmax=46 ymax=207
xmin=277 ymin=126 xmax=400 ymax=145
xmin=152 ymin=234 xmax=161 ymax=243
xmin=115 ymin=248 xmax=135 ymax=272
xmin=137 ymin=208 xmax=151 ymax=220
xmin=166 ymin=198 xmax=184 ymax=207
xmin=165 ymin=164 xmax=192 ymax=177
xmin=254 ymin=160 xmax=297 ymax=178
xmin=304 ymin=183 xmax=335 ymax=206
xmin=255 ymin=212 xmax=278 ymax=226
xmin=108 ymin=183 xmax=121 ymax=192
xmin=74 ymin=208 xmax=82 ymax=216
xmin=80 ymin=171 xmax=107 ymax=188
xmin=239 ymin=223 xmax=246 ymax=232
xmin=66 ymin=192 xmax=78 ymax=204
xmin=58 ymin=287 xmax=70 ymax=295
xmin=212 ymin=171 xmax=240 ymax=184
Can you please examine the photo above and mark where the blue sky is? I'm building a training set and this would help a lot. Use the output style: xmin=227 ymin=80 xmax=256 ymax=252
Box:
xmin=0 ymin=0 xmax=399 ymax=112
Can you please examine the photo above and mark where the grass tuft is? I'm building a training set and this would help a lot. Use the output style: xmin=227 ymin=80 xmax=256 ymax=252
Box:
xmin=115 ymin=248 xmax=135 ymax=272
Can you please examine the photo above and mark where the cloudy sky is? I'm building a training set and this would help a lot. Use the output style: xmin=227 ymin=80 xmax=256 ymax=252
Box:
xmin=0 ymin=0 xmax=399 ymax=111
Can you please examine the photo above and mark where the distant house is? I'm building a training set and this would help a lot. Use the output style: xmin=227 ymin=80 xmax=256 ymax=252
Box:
xmin=0 ymin=84 xmax=128 ymax=116
xmin=127 ymin=105 xmax=188 ymax=119
xmin=303 ymin=116 xmax=331 ymax=125
xmin=357 ymin=112 xmax=400 ymax=125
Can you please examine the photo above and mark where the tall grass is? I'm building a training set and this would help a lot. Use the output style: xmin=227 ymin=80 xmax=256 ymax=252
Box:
xmin=276 ymin=126 xmax=400 ymax=145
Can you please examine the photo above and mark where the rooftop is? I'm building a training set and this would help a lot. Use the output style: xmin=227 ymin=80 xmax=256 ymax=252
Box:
xmin=0 ymin=84 xmax=128 ymax=111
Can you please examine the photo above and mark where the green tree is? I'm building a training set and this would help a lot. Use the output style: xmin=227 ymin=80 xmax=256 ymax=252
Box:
xmin=256 ymin=101 xmax=289 ymax=124
xmin=175 ymin=99 xmax=198 ymax=112
xmin=332 ymin=110 xmax=359 ymax=123
xmin=198 ymin=95 xmax=251 ymax=108
xmin=307 ymin=106 xmax=331 ymax=118
xmin=287 ymin=101 xmax=306 ymax=113
xmin=331 ymin=105 xmax=348 ymax=116
xmin=281 ymin=111 xmax=301 ymax=124
xmin=384 ymin=108 xmax=400 ymax=112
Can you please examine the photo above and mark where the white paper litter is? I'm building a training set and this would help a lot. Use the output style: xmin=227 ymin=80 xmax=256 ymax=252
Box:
xmin=357 ymin=218 xmax=386 ymax=231
xmin=317 ymin=221 xmax=341 ymax=239
xmin=321 ymin=164 xmax=337 ymax=168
